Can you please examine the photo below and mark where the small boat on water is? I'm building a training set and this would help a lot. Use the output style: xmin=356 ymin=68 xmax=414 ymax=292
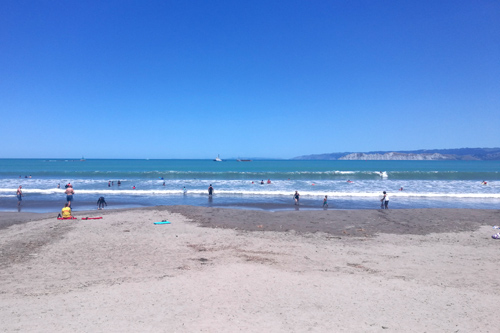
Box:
xmin=237 ymin=159 xmax=252 ymax=162
xmin=214 ymin=154 xmax=222 ymax=162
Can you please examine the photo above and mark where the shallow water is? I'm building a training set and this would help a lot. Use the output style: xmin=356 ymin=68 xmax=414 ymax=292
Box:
xmin=1 ymin=159 xmax=499 ymax=212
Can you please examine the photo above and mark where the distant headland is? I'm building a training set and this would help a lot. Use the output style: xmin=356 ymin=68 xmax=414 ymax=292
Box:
xmin=292 ymin=148 xmax=500 ymax=161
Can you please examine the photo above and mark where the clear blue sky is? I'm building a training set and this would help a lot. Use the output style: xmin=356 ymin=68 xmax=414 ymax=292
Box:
xmin=1 ymin=0 xmax=499 ymax=159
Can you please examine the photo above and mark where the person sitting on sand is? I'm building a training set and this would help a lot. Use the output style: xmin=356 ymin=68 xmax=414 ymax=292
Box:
xmin=59 ymin=203 xmax=72 ymax=218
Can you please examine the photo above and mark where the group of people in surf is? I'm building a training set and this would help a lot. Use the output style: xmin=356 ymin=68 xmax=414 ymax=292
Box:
xmin=292 ymin=190 xmax=389 ymax=209
xmin=53 ymin=183 xmax=108 ymax=219
xmin=107 ymin=180 xmax=121 ymax=187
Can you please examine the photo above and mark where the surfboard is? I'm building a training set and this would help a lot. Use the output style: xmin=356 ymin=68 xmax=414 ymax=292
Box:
xmin=57 ymin=217 xmax=77 ymax=220
xmin=154 ymin=221 xmax=171 ymax=225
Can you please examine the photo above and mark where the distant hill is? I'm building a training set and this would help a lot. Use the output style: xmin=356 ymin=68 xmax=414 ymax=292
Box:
xmin=292 ymin=148 xmax=500 ymax=161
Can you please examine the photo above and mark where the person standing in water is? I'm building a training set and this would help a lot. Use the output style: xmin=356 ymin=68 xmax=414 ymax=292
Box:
xmin=17 ymin=186 xmax=23 ymax=206
xmin=323 ymin=195 xmax=328 ymax=207
xmin=208 ymin=184 xmax=214 ymax=196
xmin=97 ymin=196 xmax=107 ymax=210
xmin=294 ymin=191 xmax=300 ymax=205
xmin=65 ymin=184 xmax=75 ymax=208
xmin=381 ymin=191 xmax=389 ymax=209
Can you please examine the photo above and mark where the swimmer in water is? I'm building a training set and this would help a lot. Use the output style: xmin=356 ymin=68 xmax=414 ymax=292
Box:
xmin=294 ymin=191 xmax=300 ymax=205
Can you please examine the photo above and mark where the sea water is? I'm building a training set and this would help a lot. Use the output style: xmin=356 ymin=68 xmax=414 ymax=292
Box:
xmin=0 ymin=159 xmax=499 ymax=212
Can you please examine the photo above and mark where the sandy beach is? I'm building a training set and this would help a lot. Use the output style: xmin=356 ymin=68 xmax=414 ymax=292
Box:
xmin=1 ymin=206 xmax=499 ymax=332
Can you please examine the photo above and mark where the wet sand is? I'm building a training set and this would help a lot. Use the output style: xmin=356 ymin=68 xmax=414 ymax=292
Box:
xmin=1 ymin=206 xmax=499 ymax=332
xmin=167 ymin=206 xmax=499 ymax=236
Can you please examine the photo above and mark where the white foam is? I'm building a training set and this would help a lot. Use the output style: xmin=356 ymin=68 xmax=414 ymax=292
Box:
xmin=3 ymin=188 xmax=496 ymax=199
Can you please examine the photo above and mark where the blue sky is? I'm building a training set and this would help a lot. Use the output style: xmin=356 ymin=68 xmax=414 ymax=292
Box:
xmin=1 ymin=0 xmax=499 ymax=159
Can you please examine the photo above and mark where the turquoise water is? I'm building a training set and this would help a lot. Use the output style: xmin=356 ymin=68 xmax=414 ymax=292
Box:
xmin=1 ymin=159 xmax=499 ymax=212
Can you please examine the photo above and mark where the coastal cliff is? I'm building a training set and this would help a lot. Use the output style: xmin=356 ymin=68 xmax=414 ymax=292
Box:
xmin=293 ymin=148 xmax=500 ymax=160
xmin=339 ymin=152 xmax=452 ymax=160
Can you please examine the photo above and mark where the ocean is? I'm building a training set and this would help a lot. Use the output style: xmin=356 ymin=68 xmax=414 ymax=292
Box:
xmin=1 ymin=159 xmax=499 ymax=213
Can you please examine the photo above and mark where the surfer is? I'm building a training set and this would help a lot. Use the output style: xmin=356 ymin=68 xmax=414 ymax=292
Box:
xmin=482 ymin=181 xmax=488 ymax=185
xmin=294 ymin=191 xmax=300 ymax=205
xmin=208 ymin=184 xmax=213 ymax=196
xmin=65 ymin=184 xmax=75 ymax=207
xmin=17 ymin=186 xmax=23 ymax=206
xmin=380 ymin=191 xmax=389 ymax=209
xmin=267 ymin=179 xmax=271 ymax=184
xmin=97 ymin=196 xmax=107 ymax=210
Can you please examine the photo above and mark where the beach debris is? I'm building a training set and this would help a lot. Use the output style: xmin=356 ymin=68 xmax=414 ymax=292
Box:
xmin=154 ymin=220 xmax=171 ymax=225
xmin=492 ymin=233 xmax=500 ymax=239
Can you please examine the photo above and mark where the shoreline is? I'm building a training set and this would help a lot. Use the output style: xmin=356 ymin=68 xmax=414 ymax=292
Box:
xmin=2 ymin=205 xmax=499 ymax=237
xmin=2 ymin=193 xmax=500 ymax=214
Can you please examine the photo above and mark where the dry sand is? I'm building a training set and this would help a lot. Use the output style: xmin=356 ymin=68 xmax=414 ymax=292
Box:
xmin=0 ymin=206 xmax=499 ymax=332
